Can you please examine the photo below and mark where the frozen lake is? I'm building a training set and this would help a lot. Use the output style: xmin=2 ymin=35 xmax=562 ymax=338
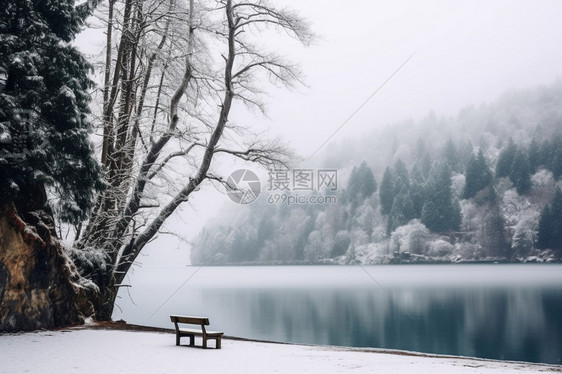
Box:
xmin=113 ymin=264 xmax=562 ymax=364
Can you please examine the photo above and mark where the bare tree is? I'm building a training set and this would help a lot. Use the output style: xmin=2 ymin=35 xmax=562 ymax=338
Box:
xmin=72 ymin=0 xmax=312 ymax=319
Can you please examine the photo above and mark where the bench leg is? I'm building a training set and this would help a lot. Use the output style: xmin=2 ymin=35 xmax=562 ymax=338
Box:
xmin=216 ymin=337 xmax=221 ymax=349
xmin=176 ymin=334 xmax=180 ymax=346
xmin=189 ymin=335 xmax=195 ymax=346
xmin=202 ymin=338 xmax=207 ymax=349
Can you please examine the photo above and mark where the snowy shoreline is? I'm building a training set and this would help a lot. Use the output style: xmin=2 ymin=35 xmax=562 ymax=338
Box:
xmin=1 ymin=323 xmax=560 ymax=373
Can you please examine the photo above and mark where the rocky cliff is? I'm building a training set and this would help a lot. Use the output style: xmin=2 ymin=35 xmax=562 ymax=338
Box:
xmin=0 ymin=203 xmax=93 ymax=331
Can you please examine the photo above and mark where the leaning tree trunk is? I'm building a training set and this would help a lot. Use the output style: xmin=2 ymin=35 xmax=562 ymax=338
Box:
xmin=89 ymin=282 xmax=118 ymax=321
xmin=0 ymin=196 xmax=94 ymax=332
xmin=74 ymin=0 xmax=310 ymax=322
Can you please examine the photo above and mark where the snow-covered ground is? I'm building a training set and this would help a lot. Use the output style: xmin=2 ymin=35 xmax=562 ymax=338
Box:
xmin=1 ymin=326 xmax=559 ymax=374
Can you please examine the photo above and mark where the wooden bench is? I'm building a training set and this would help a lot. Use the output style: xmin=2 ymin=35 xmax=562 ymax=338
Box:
xmin=170 ymin=315 xmax=224 ymax=349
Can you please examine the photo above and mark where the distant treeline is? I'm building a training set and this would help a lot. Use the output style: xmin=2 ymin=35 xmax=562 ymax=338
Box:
xmin=191 ymin=81 xmax=562 ymax=265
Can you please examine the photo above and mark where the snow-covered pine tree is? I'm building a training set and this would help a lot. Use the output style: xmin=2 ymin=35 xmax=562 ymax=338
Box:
xmin=387 ymin=185 xmax=414 ymax=235
xmin=510 ymin=148 xmax=531 ymax=195
xmin=421 ymin=162 xmax=461 ymax=233
xmin=379 ymin=167 xmax=395 ymax=215
xmin=537 ymin=188 xmax=562 ymax=251
xmin=442 ymin=138 xmax=461 ymax=173
xmin=495 ymin=138 xmax=516 ymax=179
xmin=347 ymin=161 xmax=377 ymax=207
xmin=409 ymin=164 xmax=426 ymax=218
xmin=0 ymin=0 xmax=102 ymax=222
xmin=463 ymin=149 xmax=493 ymax=200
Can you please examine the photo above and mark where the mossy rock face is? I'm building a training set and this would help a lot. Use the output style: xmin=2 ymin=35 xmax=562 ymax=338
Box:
xmin=0 ymin=204 xmax=93 ymax=332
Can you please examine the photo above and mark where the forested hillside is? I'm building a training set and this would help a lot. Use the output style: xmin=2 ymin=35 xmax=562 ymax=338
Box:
xmin=191 ymin=81 xmax=562 ymax=265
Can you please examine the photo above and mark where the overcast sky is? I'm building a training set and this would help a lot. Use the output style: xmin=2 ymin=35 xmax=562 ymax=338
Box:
xmin=77 ymin=0 xmax=562 ymax=268
xmin=233 ymin=0 xmax=562 ymax=157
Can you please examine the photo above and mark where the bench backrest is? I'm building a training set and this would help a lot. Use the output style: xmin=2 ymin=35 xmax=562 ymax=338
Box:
xmin=170 ymin=315 xmax=210 ymax=326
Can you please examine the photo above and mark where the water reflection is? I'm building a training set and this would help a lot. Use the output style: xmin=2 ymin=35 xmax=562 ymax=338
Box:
xmin=115 ymin=265 xmax=562 ymax=364
xmin=183 ymin=286 xmax=561 ymax=364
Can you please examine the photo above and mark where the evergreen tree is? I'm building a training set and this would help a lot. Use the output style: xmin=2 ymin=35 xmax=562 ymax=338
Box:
xmin=409 ymin=164 xmax=426 ymax=218
xmin=528 ymin=138 xmax=541 ymax=173
xmin=420 ymin=152 xmax=433 ymax=179
xmin=538 ymin=138 xmax=552 ymax=170
xmin=379 ymin=167 xmax=394 ymax=215
xmin=463 ymin=149 xmax=493 ymax=200
xmin=442 ymin=138 xmax=460 ymax=172
xmin=386 ymin=183 xmax=414 ymax=235
xmin=549 ymin=135 xmax=562 ymax=178
xmin=537 ymin=188 xmax=562 ymax=250
xmin=394 ymin=158 xmax=410 ymax=190
xmin=481 ymin=204 xmax=509 ymax=258
xmin=537 ymin=205 xmax=553 ymax=249
xmin=361 ymin=162 xmax=377 ymax=197
xmin=495 ymin=138 xmax=516 ymax=178
xmin=510 ymin=148 xmax=531 ymax=195
xmin=551 ymin=188 xmax=562 ymax=250
xmin=451 ymin=198 xmax=462 ymax=232
xmin=495 ymin=139 xmax=531 ymax=195
xmin=421 ymin=162 xmax=461 ymax=233
xmin=458 ymin=140 xmax=475 ymax=173
xmin=347 ymin=161 xmax=377 ymax=200
xmin=347 ymin=166 xmax=360 ymax=210
xmin=0 ymin=0 xmax=102 ymax=222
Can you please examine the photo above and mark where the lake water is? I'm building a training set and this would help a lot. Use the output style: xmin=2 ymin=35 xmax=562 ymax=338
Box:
xmin=113 ymin=264 xmax=562 ymax=364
